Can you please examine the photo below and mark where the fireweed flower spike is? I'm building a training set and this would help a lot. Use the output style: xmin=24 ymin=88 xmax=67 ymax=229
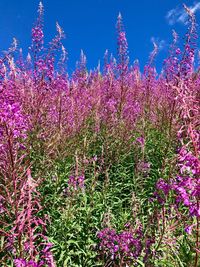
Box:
xmin=31 ymin=2 xmax=44 ymax=53
xmin=116 ymin=12 xmax=129 ymax=74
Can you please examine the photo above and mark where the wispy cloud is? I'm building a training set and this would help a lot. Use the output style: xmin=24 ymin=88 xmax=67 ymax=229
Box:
xmin=166 ymin=2 xmax=200 ymax=25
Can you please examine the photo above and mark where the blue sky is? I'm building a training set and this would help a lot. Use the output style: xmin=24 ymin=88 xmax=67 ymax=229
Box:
xmin=0 ymin=0 xmax=199 ymax=72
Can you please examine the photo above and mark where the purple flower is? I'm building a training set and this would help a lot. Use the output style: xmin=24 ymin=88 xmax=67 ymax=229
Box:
xmin=156 ymin=178 xmax=171 ymax=196
xmin=14 ymin=259 xmax=27 ymax=267
xmin=97 ymin=226 xmax=144 ymax=263
xmin=32 ymin=27 xmax=44 ymax=44
xmin=136 ymin=137 xmax=145 ymax=147
xmin=137 ymin=161 xmax=151 ymax=175
xmin=184 ymin=225 xmax=193 ymax=235
xmin=65 ymin=174 xmax=85 ymax=194
xmin=14 ymin=259 xmax=44 ymax=267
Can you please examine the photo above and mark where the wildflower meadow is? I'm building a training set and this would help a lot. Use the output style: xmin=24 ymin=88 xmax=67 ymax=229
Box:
xmin=0 ymin=2 xmax=199 ymax=267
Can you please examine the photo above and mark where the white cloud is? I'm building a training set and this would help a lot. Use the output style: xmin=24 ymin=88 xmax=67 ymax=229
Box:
xmin=166 ymin=2 xmax=200 ymax=25
xmin=191 ymin=2 xmax=200 ymax=12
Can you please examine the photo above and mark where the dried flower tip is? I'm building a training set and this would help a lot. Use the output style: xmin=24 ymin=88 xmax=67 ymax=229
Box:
xmin=27 ymin=53 xmax=31 ymax=63
xmin=183 ymin=4 xmax=194 ymax=17
xmin=56 ymin=22 xmax=64 ymax=38
xmin=61 ymin=45 xmax=67 ymax=61
xmin=172 ymin=30 xmax=178 ymax=43
xmin=118 ymin=12 xmax=122 ymax=19
xmin=38 ymin=2 xmax=44 ymax=15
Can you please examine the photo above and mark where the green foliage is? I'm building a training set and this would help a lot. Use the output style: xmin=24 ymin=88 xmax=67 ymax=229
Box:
xmin=28 ymin=124 xmax=194 ymax=266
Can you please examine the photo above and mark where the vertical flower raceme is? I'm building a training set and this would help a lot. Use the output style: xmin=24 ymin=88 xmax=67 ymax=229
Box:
xmin=180 ymin=4 xmax=197 ymax=78
xmin=0 ymin=94 xmax=55 ymax=265
xmin=31 ymin=2 xmax=44 ymax=54
xmin=116 ymin=13 xmax=129 ymax=76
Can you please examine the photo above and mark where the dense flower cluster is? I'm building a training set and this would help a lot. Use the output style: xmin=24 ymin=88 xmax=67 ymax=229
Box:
xmin=173 ymin=147 xmax=199 ymax=216
xmin=32 ymin=26 xmax=44 ymax=46
xmin=97 ymin=227 xmax=142 ymax=261
xmin=14 ymin=259 xmax=44 ymax=267
xmin=0 ymin=100 xmax=28 ymax=132
xmin=97 ymin=224 xmax=154 ymax=265
xmin=156 ymin=145 xmax=199 ymax=217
